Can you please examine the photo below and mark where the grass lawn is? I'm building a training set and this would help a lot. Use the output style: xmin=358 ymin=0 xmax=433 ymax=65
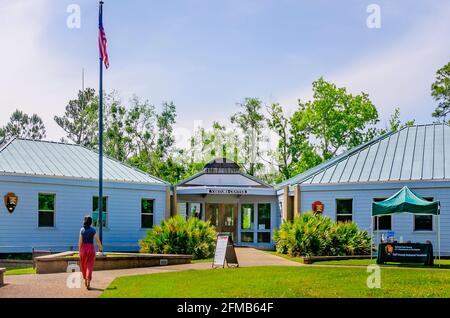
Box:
xmin=5 ymin=267 xmax=36 ymax=275
xmin=314 ymin=258 xmax=450 ymax=269
xmin=265 ymin=251 xmax=450 ymax=269
xmin=101 ymin=265 xmax=450 ymax=298
xmin=191 ymin=258 xmax=213 ymax=264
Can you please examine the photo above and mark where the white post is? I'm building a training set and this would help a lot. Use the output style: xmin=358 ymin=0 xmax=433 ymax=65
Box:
xmin=438 ymin=207 xmax=441 ymax=268
xmin=370 ymin=216 xmax=374 ymax=262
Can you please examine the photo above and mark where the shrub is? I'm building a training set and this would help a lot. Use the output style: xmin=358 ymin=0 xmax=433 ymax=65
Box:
xmin=139 ymin=215 xmax=217 ymax=260
xmin=274 ymin=212 xmax=371 ymax=257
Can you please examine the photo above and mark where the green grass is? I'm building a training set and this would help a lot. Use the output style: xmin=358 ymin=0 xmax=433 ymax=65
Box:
xmin=5 ymin=267 xmax=36 ymax=275
xmin=265 ymin=251 xmax=304 ymax=263
xmin=313 ymin=258 xmax=450 ymax=269
xmin=264 ymin=250 xmax=450 ymax=269
xmin=101 ymin=265 xmax=450 ymax=298
xmin=63 ymin=253 xmax=132 ymax=258
xmin=191 ymin=258 xmax=213 ymax=264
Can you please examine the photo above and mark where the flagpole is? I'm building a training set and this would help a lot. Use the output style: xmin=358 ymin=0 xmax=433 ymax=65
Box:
xmin=98 ymin=0 xmax=104 ymax=243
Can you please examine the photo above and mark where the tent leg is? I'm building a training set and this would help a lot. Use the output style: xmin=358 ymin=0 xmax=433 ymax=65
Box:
xmin=371 ymin=216 xmax=373 ymax=262
xmin=438 ymin=213 xmax=441 ymax=268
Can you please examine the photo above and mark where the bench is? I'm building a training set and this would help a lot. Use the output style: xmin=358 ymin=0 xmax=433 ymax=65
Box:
xmin=0 ymin=268 xmax=5 ymax=286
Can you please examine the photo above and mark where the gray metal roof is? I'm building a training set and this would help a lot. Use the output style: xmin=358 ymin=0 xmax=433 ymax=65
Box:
xmin=277 ymin=124 xmax=450 ymax=188
xmin=0 ymin=138 xmax=166 ymax=185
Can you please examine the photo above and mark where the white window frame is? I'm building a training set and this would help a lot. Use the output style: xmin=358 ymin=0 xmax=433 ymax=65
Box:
xmin=141 ymin=198 xmax=155 ymax=229
xmin=37 ymin=193 xmax=56 ymax=228
xmin=336 ymin=198 xmax=353 ymax=223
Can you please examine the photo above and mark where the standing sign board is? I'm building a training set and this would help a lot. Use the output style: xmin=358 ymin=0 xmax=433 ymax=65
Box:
xmin=212 ymin=235 xmax=239 ymax=268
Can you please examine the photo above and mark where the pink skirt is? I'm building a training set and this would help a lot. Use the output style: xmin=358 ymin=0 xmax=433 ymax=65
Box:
xmin=80 ymin=243 xmax=96 ymax=281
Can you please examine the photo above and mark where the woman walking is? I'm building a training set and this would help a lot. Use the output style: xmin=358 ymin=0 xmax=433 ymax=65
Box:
xmin=79 ymin=216 xmax=103 ymax=290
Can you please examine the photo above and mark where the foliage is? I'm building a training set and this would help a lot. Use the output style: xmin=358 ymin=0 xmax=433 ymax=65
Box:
xmin=231 ymin=98 xmax=266 ymax=176
xmin=431 ymin=61 xmax=450 ymax=122
xmin=266 ymin=103 xmax=292 ymax=181
xmin=273 ymin=212 xmax=371 ymax=257
xmin=0 ymin=109 xmax=46 ymax=142
xmin=54 ymin=88 xmax=98 ymax=147
xmin=139 ymin=215 xmax=217 ymax=260
xmin=290 ymin=78 xmax=379 ymax=162
xmin=377 ymin=107 xmax=415 ymax=135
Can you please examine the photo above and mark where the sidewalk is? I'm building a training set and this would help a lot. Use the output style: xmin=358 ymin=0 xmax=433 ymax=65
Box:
xmin=0 ymin=248 xmax=300 ymax=298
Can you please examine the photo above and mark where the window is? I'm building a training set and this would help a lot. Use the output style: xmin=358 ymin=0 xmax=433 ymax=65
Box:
xmin=141 ymin=199 xmax=154 ymax=229
xmin=336 ymin=199 xmax=352 ymax=223
xmin=241 ymin=204 xmax=254 ymax=230
xmin=241 ymin=204 xmax=254 ymax=243
xmin=257 ymin=203 xmax=271 ymax=243
xmin=187 ymin=202 xmax=202 ymax=219
xmin=414 ymin=215 xmax=433 ymax=231
xmin=373 ymin=198 xmax=392 ymax=231
xmin=241 ymin=232 xmax=254 ymax=243
xmin=38 ymin=194 xmax=55 ymax=227
xmin=414 ymin=197 xmax=434 ymax=232
xmin=92 ymin=196 xmax=108 ymax=228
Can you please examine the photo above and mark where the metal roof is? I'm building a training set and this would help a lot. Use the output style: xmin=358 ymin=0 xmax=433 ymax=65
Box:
xmin=277 ymin=124 xmax=450 ymax=188
xmin=0 ymin=138 xmax=166 ymax=185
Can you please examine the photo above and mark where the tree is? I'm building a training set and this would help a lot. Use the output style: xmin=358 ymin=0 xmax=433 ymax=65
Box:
xmin=431 ymin=62 xmax=450 ymax=122
xmin=291 ymin=78 xmax=379 ymax=163
xmin=231 ymin=98 xmax=265 ymax=176
xmin=54 ymin=88 xmax=98 ymax=147
xmin=266 ymin=103 xmax=293 ymax=181
xmin=378 ymin=107 xmax=415 ymax=135
xmin=1 ymin=109 xmax=46 ymax=142
xmin=156 ymin=101 xmax=177 ymax=159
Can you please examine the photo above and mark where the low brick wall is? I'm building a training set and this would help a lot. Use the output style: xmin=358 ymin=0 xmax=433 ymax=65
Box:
xmin=0 ymin=268 xmax=5 ymax=286
xmin=303 ymin=255 xmax=371 ymax=264
xmin=35 ymin=252 xmax=192 ymax=274
xmin=0 ymin=259 xmax=34 ymax=268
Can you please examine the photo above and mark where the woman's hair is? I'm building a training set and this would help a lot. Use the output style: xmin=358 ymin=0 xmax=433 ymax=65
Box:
xmin=83 ymin=215 xmax=93 ymax=228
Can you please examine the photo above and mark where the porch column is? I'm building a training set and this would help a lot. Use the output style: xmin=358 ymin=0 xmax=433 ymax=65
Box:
xmin=165 ymin=186 xmax=171 ymax=219
xmin=282 ymin=186 xmax=292 ymax=221
xmin=171 ymin=186 xmax=178 ymax=217
xmin=293 ymin=184 xmax=301 ymax=217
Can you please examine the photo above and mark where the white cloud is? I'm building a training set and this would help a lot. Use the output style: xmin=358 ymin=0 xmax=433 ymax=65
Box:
xmin=280 ymin=3 xmax=450 ymax=124
xmin=0 ymin=0 xmax=80 ymax=140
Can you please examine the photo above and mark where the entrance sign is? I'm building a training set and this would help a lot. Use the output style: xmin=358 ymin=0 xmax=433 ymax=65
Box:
xmin=212 ymin=235 xmax=239 ymax=268
xmin=208 ymin=189 xmax=248 ymax=195
xmin=377 ymin=243 xmax=434 ymax=266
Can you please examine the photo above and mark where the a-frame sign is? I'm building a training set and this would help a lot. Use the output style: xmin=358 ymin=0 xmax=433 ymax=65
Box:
xmin=212 ymin=234 xmax=239 ymax=268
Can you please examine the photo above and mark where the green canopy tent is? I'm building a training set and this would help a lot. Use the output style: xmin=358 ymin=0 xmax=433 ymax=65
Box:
xmin=371 ymin=186 xmax=441 ymax=264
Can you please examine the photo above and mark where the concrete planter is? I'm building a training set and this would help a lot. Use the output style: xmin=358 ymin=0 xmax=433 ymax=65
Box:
xmin=35 ymin=252 xmax=192 ymax=274
xmin=303 ymin=255 xmax=371 ymax=264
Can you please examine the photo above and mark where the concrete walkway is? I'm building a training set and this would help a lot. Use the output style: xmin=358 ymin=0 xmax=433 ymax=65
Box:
xmin=0 ymin=248 xmax=300 ymax=298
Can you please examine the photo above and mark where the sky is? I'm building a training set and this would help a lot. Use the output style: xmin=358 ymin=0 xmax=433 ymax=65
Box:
xmin=0 ymin=0 xmax=449 ymax=146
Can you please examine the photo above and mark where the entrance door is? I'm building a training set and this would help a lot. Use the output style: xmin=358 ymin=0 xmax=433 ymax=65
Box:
xmin=206 ymin=204 xmax=238 ymax=241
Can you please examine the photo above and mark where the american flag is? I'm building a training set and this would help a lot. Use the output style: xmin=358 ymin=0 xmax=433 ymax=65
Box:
xmin=98 ymin=2 xmax=109 ymax=69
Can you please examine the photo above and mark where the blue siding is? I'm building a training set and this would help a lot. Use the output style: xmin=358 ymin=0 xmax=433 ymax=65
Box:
xmin=0 ymin=176 xmax=168 ymax=253
xmin=298 ymin=181 xmax=450 ymax=256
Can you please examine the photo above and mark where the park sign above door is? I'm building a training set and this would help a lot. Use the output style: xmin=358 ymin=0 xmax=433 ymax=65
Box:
xmin=208 ymin=188 xmax=248 ymax=195
xmin=4 ymin=192 xmax=18 ymax=213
